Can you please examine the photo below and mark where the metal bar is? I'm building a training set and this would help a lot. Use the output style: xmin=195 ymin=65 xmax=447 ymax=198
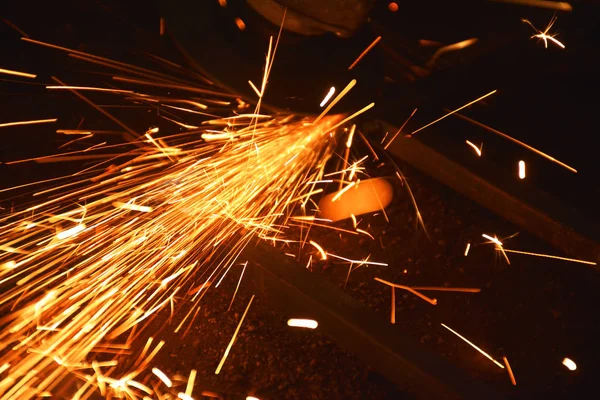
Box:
xmin=242 ymin=241 xmax=502 ymax=400
xmin=374 ymin=120 xmax=600 ymax=268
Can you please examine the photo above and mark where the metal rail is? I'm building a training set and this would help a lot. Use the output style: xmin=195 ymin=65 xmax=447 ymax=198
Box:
xmin=243 ymin=241 xmax=503 ymax=400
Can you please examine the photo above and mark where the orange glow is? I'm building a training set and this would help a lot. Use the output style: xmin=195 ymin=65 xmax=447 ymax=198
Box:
xmin=388 ymin=2 xmax=399 ymax=12
xmin=287 ymin=319 xmax=318 ymax=329
xmin=235 ymin=18 xmax=246 ymax=31
xmin=503 ymin=357 xmax=517 ymax=385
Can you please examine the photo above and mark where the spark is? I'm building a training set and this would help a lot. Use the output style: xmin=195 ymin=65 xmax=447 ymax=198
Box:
xmin=112 ymin=201 xmax=153 ymax=213
xmin=309 ymin=241 xmax=327 ymax=260
xmin=522 ymin=16 xmax=566 ymax=48
xmin=248 ymin=80 xmax=261 ymax=97
xmin=451 ymin=113 xmax=576 ymax=172
xmin=429 ymin=38 xmax=478 ymax=67
xmin=0 ymin=118 xmax=57 ymax=129
xmin=246 ymin=397 xmax=261 ymax=400
xmin=56 ymin=223 xmax=86 ymax=240
xmin=464 ymin=242 xmax=471 ymax=256
xmin=441 ymin=323 xmax=505 ymax=369
xmin=390 ymin=287 xmax=395 ymax=324
xmin=235 ymin=18 xmax=246 ymax=31
xmin=215 ymin=295 xmax=255 ymax=374
xmin=466 ymin=140 xmax=483 ymax=156
xmin=152 ymin=368 xmax=173 ymax=388
xmin=348 ymin=36 xmax=382 ymax=71
xmin=228 ymin=262 xmax=247 ymax=311
xmin=482 ymin=233 xmax=510 ymax=264
xmin=490 ymin=0 xmax=572 ymax=12
xmin=503 ymin=357 xmax=517 ymax=386
xmin=518 ymin=160 xmax=526 ymax=179
xmin=409 ymin=90 xmax=497 ymax=136
xmin=331 ymin=181 xmax=356 ymax=202
xmin=410 ymin=286 xmax=481 ymax=293
xmin=0 ymin=67 xmax=36 ymax=79
xmin=46 ymin=85 xmax=134 ymax=94
xmin=388 ymin=2 xmax=399 ymax=12
xmin=499 ymin=249 xmax=597 ymax=266
xmin=319 ymin=86 xmax=336 ymax=107
xmin=562 ymin=357 xmax=576 ymax=371
xmin=160 ymin=17 xmax=165 ymax=35
xmin=330 ymin=253 xmax=387 ymax=266
xmin=314 ymin=79 xmax=356 ymax=123
xmin=374 ymin=277 xmax=437 ymax=305
xmin=384 ymin=108 xmax=417 ymax=149
xmin=287 ymin=319 xmax=318 ymax=329
xmin=178 ymin=393 xmax=194 ymax=400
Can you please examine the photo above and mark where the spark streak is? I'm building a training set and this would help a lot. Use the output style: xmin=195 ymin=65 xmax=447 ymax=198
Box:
xmin=518 ymin=160 xmax=526 ymax=179
xmin=319 ymin=87 xmax=336 ymax=107
xmin=215 ymin=295 xmax=255 ymax=375
xmin=441 ymin=323 xmax=505 ymax=369
xmin=499 ymin=249 xmax=597 ymax=266
xmin=348 ymin=36 xmax=382 ymax=71
xmin=0 ymin=118 xmax=57 ymax=129
xmin=0 ymin=67 xmax=36 ymax=79
xmin=287 ymin=319 xmax=318 ymax=329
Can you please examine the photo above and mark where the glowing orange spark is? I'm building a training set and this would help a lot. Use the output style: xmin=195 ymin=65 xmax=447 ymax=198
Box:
xmin=0 ymin=67 xmax=36 ymax=79
xmin=562 ymin=357 xmax=576 ymax=371
xmin=319 ymin=86 xmax=336 ymax=107
xmin=215 ymin=295 xmax=255 ymax=374
xmin=348 ymin=36 xmax=382 ymax=71
xmin=464 ymin=242 xmax=471 ymax=256
xmin=309 ymin=241 xmax=327 ymax=260
xmin=466 ymin=140 xmax=483 ymax=156
xmin=503 ymin=357 xmax=517 ymax=385
xmin=499 ymin=249 xmax=597 ymax=266
xmin=374 ymin=277 xmax=437 ymax=305
xmin=409 ymin=90 xmax=497 ymax=136
xmin=384 ymin=108 xmax=417 ymax=149
xmin=522 ymin=16 xmax=566 ymax=49
xmin=491 ymin=0 xmax=572 ymax=11
xmin=287 ymin=319 xmax=318 ymax=329
xmin=518 ymin=160 xmax=526 ymax=179
xmin=0 ymin=118 xmax=57 ymax=129
xmin=441 ymin=323 xmax=505 ymax=368
xmin=152 ymin=367 xmax=172 ymax=387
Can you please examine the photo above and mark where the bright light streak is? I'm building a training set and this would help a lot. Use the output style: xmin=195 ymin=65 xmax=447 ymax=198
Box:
xmin=319 ymin=87 xmax=336 ymax=107
xmin=215 ymin=295 xmax=255 ymax=374
xmin=374 ymin=277 xmax=437 ymax=305
xmin=0 ymin=118 xmax=57 ymax=129
xmin=287 ymin=319 xmax=318 ymax=329
xmin=152 ymin=367 xmax=173 ymax=387
xmin=246 ymin=397 xmax=261 ymax=400
xmin=441 ymin=323 xmax=505 ymax=369
xmin=522 ymin=16 xmax=566 ymax=48
xmin=464 ymin=242 xmax=471 ymax=256
xmin=562 ymin=357 xmax=577 ymax=371
xmin=309 ymin=240 xmax=327 ymax=260
xmin=503 ymin=357 xmax=517 ymax=386
xmin=113 ymin=202 xmax=153 ymax=213
xmin=56 ymin=224 xmax=86 ymax=240
xmin=409 ymin=90 xmax=497 ymax=136
xmin=482 ymin=234 xmax=502 ymax=246
xmin=348 ymin=36 xmax=382 ymax=70
xmin=466 ymin=140 xmax=482 ymax=156
xmin=490 ymin=0 xmax=572 ymax=12
xmin=0 ymin=67 xmax=36 ymax=79
xmin=483 ymin=233 xmax=510 ymax=264
xmin=500 ymin=249 xmax=597 ymax=266
xmin=178 ymin=393 xmax=194 ymax=400
xmin=518 ymin=160 xmax=526 ymax=179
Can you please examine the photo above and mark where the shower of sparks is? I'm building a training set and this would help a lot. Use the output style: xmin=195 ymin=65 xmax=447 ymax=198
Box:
xmin=0 ymin=67 xmax=36 ymax=79
xmin=287 ymin=319 xmax=318 ymax=329
xmin=562 ymin=357 xmax=577 ymax=371
xmin=441 ymin=323 xmax=505 ymax=369
xmin=0 ymin=118 xmax=57 ymax=129
xmin=518 ymin=160 xmax=526 ymax=179
xmin=499 ymin=249 xmax=597 ymax=266
xmin=0 ymin=32 xmax=374 ymax=397
xmin=374 ymin=277 xmax=438 ymax=305
xmin=451 ymin=112 xmax=577 ymax=173
xmin=466 ymin=140 xmax=483 ymax=156
xmin=503 ymin=357 xmax=517 ymax=386
xmin=409 ymin=90 xmax=497 ymax=136
xmin=348 ymin=36 xmax=382 ymax=71
xmin=522 ymin=16 xmax=566 ymax=49
xmin=490 ymin=0 xmax=572 ymax=12
xmin=319 ymin=87 xmax=336 ymax=107
xmin=215 ymin=295 xmax=255 ymax=375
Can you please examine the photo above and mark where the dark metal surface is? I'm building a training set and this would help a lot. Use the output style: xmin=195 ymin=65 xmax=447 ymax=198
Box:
xmin=242 ymin=240 xmax=504 ymax=400
xmin=374 ymin=120 xmax=600 ymax=268
xmin=158 ymin=0 xmax=383 ymax=115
